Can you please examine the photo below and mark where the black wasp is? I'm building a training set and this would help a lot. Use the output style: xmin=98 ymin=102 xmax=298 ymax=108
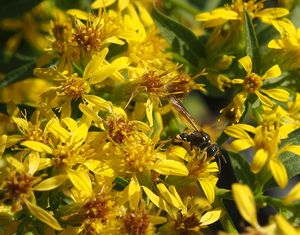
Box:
xmin=170 ymin=96 xmax=221 ymax=160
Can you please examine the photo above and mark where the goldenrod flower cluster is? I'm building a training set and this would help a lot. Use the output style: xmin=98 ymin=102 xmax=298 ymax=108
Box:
xmin=0 ymin=0 xmax=300 ymax=234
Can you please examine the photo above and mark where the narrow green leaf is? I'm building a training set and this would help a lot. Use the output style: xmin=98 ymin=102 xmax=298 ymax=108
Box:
xmin=228 ymin=152 xmax=255 ymax=188
xmin=244 ymin=10 xmax=261 ymax=73
xmin=0 ymin=61 xmax=35 ymax=89
xmin=151 ymin=6 xmax=200 ymax=65
xmin=0 ymin=0 xmax=42 ymax=19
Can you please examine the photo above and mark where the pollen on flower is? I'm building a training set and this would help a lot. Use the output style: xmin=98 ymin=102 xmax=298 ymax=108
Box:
xmin=73 ymin=22 xmax=102 ymax=52
xmin=228 ymin=0 xmax=264 ymax=18
xmin=119 ymin=136 xmax=155 ymax=174
xmin=123 ymin=209 xmax=150 ymax=235
xmin=243 ymin=73 xmax=263 ymax=93
xmin=188 ymin=157 xmax=212 ymax=179
xmin=61 ymin=74 xmax=89 ymax=99
xmin=3 ymin=170 xmax=34 ymax=201
xmin=83 ymin=194 xmax=114 ymax=222
xmin=140 ymin=71 xmax=164 ymax=94
xmin=106 ymin=118 xmax=134 ymax=144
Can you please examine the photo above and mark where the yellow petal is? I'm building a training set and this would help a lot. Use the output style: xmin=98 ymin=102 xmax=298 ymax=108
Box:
xmin=66 ymin=9 xmax=89 ymax=20
xmin=255 ymin=91 xmax=273 ymax=107
xmin=24 ymin=199 xmax=63 ymax=230
xmin=238 ymin=56 xmax=253 ymax=74
xmin=83 ymin=48 xmax=109 ymax=80
xmin=135 ymin=2 xmax=153 ymax=26
xmin=0 ymin=135 xmax=7 ymax=158
xmin=200 ymin=209 xmax=222 ymax=226
xmin=273 ymin=214 xmax=298 ymax=235
xmin=229 ymin=139 xmax=253 ymax=152
xmin=256 ymin=8 xmax=289 ymax=22
xmin=168 ymin=185 xmax=186 ymax=213
xmin=12 ymin=117 xmax=28 ymax=133
xmin=142 ymin=186 xmax=172 ymax=217
xmin=66 ymin=169 xmax=92 ymax=195
xmin=157 ymin=183 xmax=182 ymax=210
xmin=128 ymin=176 xmax=141 ymax=210
xmin=231 ymin=78 xmax=244 ymax=84
xmin=282 ymin=145 xmax=300 ymax=156
xmin=260 ymin=88 xmax=289 ymax=102
xmin=153 ymin=159 xmax=189 ymax=176
xmin=284 ymin=182 xmax=300 ymax=203
xmin=78 ymin=103 xmax=104 ymax=124
xmin=168 ymin=145 xmax=189 ymax=161
xmin=6 ymin=135 xmax=23 ymax=148
xmin=25 ymin=152 xmax=40 ymax=176
xmin=199 ymin=175 xmax=218 ymax=204
xmin=149 ymin=215 xmax=167 ymax=225
xmin=6 ymin=157 xmax=24 ymax=171
xmin=21 ymin=141 xmax=53 ymax=154
xmin=225 ymin=125 xmax=252 ymax=139
xmin=62 ymin=117 xmax=78 ymax=133
xmin=270 ymin=159 xmax=288 ymax=188
xmin=48 ymin=119 xmax=70 ymax=142
xmin=146 ymin=98 xmax=153 ymax=127
xmin=262 ymin=65 xmax=281 ymax=80
xmin=34 ymin=175 xmax=68 ymax=191
xmin=232 ymin=183 xmax=258 ymax=227
xmin=84 ymin=159 xmax=114 ymax=177
xmin=251 ymin=148 xmax=268 ymax=173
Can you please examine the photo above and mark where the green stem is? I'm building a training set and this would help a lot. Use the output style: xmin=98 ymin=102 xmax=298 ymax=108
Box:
xmin=217 ymin=199 xmax=238 ymax=234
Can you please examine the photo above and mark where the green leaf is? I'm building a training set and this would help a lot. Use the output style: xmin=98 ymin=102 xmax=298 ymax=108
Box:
xmin=244 ymin=10 xmax=261 ymax=74
xmin=0 ymin=61 xmax=35 ymax=89
xmin=0 ymin=0 xmax=42 ymax=19
xmin=151 ymin=6 xmax=200 ymax=65
xmin=228 ymin=152 xmax=255 ymax=188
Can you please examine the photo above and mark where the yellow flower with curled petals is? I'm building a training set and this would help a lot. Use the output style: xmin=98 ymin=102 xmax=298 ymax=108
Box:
xmin=221 ymin=56 xmax=289 ymax=123
xmin=195 ymin=0 xmax=289 ymax=28
xmin=35 ymin=47 xmax=129 ymax=117
xmin=268 ymin=19 xmax=300 ymax=70
xmin=232 ymin=183 xmax=298 ymax=235
xmin=225 ymin=109 xmax=300 ymax=188
xmin=0 ymin=156 xmax=63 ymax=230
xmin=231 ymin=55 xmax=289 ymax=108
xmin=143 ymin=183 xmax=222 ymax=234
xmin=169 ymin=145 xmax=219 ymax=204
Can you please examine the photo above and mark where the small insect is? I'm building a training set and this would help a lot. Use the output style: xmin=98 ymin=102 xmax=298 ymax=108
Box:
xmin=170 ymin=96 xmax=221 ymax=160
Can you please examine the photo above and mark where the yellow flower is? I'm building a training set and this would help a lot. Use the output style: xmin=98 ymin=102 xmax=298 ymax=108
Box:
xmin=268 ymin=18 xmax=300 ymax=70
xmin=232 ymin=183 xmax=298 ymax=235
xmin=0 ymin=156 xmax=63 ymax=230
xmin=232 ymin=55 xmax=289 ymax=107
xmin=220 ymin=56 xmax=289 ymax=123
xmin=35 ymin=47 xmax=129 ymax=117
xmin=143 ymin=183 xmax=222 ymax=234
xmin=195 ymin=0 xmax=289 ymax=28
xmin=225 ymin=109 xmax=300 ymax=188
xmin=168 ymin=144 xmax=219 ymax=204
